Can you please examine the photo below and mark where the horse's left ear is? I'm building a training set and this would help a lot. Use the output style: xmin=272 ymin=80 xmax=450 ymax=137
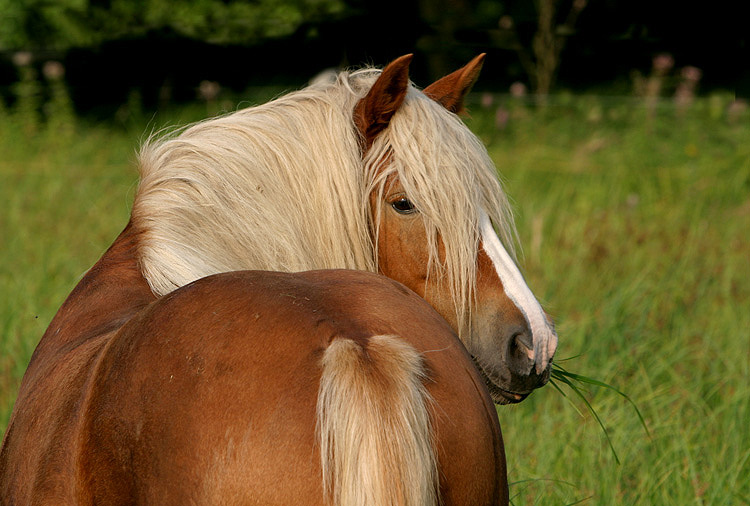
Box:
xmin=354 ymin=54 xmax=413 ymax=151
xmin=423 ymin=53 xmax=486 ymax=114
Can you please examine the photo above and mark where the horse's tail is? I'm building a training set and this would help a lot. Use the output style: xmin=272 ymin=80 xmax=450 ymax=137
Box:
xmin=317 ymin=334 xmax=438 ymax=506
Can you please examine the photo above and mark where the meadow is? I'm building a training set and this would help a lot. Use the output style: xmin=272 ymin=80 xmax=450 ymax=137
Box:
xmin=1 ymin=81 xmax=748 ymax=504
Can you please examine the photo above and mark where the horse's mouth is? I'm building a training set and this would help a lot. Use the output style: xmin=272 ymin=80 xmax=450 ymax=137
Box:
xmin=470 ymin=355 xmax=531 ymax=405
xmin=484 ymin=381 xmax=530 ymax=405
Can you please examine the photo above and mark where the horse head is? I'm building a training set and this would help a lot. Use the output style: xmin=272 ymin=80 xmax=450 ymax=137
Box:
xmin=354 ymin=55 xmax=558 ymax=403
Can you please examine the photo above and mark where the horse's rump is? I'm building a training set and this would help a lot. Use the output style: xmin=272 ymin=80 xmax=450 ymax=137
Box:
xmin=76 ymin=270 xmax=506 ymax=505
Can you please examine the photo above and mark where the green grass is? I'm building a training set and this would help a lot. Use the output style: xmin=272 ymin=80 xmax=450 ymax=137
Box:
xmin=465 ymin=93 xmax=750 ymax=504
xmin=0 ymin=116 xmax=137 ymax=423
xmin=2 ymin=90 xmax=748 ymax=504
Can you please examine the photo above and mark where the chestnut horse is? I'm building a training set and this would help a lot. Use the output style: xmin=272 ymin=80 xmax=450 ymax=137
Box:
xmin=1 ymin=55 xmax=557 ymax=504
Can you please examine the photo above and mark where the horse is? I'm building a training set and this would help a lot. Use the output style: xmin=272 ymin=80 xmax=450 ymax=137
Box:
xmin=0 ymin=54 xmax=557 ymax=504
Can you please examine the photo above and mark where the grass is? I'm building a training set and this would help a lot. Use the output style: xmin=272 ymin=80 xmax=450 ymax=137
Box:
xmin=2 ymin=87 xmax=748 ymax=504
xmin=465 ymin=93 xmax=750 ymax=504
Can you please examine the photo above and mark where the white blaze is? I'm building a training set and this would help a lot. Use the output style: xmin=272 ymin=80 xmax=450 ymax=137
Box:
xmin=479 ymin=211 xmax=558 ymax=373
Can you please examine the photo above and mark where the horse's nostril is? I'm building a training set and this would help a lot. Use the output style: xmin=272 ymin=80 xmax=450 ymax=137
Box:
xmin=513 ymin=331 xmax=534 ymax=359
xmin=538 ymin=364 xmax=551 ymax=386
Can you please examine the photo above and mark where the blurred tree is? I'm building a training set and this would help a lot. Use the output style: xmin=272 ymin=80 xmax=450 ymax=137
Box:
xmin=491 ymin=0 xmax=588 ymax=94
xmin=416 ymin=0 xmax=474 ymax=78
xmin=414 ymin=0 xmax=587 ymax=94
xmin=0 ymin=0 xmax=348 ymax=50
xmin=531 ymin=0 xmax=587 ymax=94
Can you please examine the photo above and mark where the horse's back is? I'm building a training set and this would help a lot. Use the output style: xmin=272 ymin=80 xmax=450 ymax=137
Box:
xmin=78 ymin=270 xmax=506 ymax=505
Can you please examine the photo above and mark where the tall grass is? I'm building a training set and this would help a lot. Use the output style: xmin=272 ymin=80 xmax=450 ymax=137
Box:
xmin=1 ymin=78 xmax=748 ymax=504
xmin=466 ymin=93 xmax=749 ymax=504
xmin=0 ymin=95 xmax=138 ymax=425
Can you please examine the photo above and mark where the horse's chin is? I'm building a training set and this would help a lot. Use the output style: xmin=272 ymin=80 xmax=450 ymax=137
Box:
xmin=470 ymin=355 xmax=532 ymax=405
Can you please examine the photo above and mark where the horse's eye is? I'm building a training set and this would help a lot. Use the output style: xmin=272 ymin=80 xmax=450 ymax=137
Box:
xmin=391 ymin=197 xmax=416 ymax=215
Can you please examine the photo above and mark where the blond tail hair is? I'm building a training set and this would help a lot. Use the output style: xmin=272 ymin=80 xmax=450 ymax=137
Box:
xmin=316 ymin=335 xmax=438 ymax=506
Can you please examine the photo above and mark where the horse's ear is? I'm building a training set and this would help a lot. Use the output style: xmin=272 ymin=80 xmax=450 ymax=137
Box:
xmin=423 ymin=53 xmax=486 ymax=114
xmin=354 ymin=54 xmax=413 ymax=150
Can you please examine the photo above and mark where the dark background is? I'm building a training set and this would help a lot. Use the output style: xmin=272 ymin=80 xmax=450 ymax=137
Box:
xmin=0 ymin=0 xmax=746 ymax=114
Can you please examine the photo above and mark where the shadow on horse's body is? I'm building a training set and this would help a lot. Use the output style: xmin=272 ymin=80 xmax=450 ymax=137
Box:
xmin=1 ymin=55 xmax=559 ymax=504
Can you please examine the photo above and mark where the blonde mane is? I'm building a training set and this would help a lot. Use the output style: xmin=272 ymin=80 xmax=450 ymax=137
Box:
xmin=132 ymin=67 xmax=516 ymax=330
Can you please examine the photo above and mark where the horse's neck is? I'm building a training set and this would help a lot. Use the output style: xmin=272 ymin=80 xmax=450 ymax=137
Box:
xmin=26 ymin=222 xmax=156 ymax=374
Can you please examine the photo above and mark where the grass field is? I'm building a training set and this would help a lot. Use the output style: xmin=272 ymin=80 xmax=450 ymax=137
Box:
xmin=1 ymin=88 xmax=748 ymax=504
